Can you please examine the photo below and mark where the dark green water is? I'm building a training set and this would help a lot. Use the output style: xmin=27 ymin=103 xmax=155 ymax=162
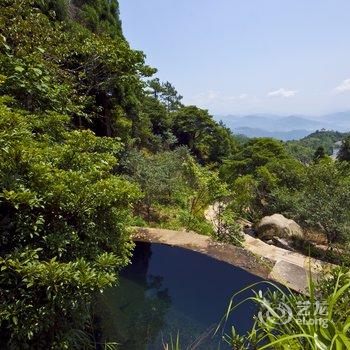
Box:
xmin=94 ymin=242 xmax=274 ymax=349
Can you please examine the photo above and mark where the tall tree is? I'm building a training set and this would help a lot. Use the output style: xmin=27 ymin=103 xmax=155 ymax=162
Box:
xmin=313 ymin=145 xmax=327 ymax=162
xmin=171 ymin=106 xmax=237 ymax=164
xmin=338 ymin=136 xmax=350 ymax=161
xmin=161 ymin=81 xmax=183 ymax=111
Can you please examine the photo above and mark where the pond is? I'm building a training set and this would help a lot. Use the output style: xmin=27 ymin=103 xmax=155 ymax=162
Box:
xmin=93 ymin=242 xmax=276 ymax=349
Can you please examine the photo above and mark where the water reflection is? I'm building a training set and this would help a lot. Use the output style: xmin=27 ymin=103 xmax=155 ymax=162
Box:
xmin=94 ymin=243 xmax=172 ymax=349
xmin=94 ymin=242 xmax=273 ymax=349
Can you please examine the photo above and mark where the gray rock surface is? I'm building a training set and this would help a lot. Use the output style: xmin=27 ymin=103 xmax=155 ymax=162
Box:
xmin=257 ymin=214 xmax=304 ymax=240
xmin=269 ymin=260 xmax=320 ymax=294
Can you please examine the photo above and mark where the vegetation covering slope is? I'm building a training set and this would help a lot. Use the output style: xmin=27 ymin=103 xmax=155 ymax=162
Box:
xmin=1 ymin=0 xmax=350 ymax=349
xmin=220 ymin=136 xmax=350 ymax=259
xmin=286 ymin=130 xmax=350 ymax=163
xmin=0 ymin=1 xmax=238 ymax=348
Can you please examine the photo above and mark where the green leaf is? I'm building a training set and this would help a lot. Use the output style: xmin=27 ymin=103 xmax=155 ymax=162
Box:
xmin=31 ymin=68 xmax=42 ymax=76
xmin=15 ymin=66 xmax=24 ymax=73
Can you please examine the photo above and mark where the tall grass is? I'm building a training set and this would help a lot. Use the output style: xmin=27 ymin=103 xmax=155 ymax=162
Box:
xmin=163 ymin=332 xmax=181 ymax=350
xmin=217 ymin=269 xmax=350 ymax=349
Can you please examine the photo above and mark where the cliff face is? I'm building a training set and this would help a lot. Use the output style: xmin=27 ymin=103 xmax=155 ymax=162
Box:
xmin=71 ymin=0 xmax=123 ymax=37
xmin=37 ymin=0 xmax=123 ymax=37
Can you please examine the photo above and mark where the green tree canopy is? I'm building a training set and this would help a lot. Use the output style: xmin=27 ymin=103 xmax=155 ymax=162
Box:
xmin=171 ymin=106 xmax=238 ymax=164
xmin=338 ymin=136 xmax=350 ymax=161
xmin=220 ymin=137 xmax=288 ymax=183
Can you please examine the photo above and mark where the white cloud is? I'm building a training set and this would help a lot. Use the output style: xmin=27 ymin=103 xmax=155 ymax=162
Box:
xmin=237 ymin=93 xmax=248 ymax=100
xmin=267 ymin=88 xmax=298 ymax=98
xmin=226 ymin=93 xmax=248 ymax=102
xmin=334 ymin=79 xmax=350 ymax=93
xmin=192 ymin=90 xmax=220 ymax=102
xmin=192 ymin=91 xmax=249 ymax=103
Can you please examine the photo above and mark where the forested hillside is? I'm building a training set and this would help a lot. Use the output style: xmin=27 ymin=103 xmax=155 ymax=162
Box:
xmin=0 ymin=1 xmax=238 ymax=348
xmin=286 ymin=130 xmax=350 ymax=163
xmin=1 ymin=1 xmax=350 ymax=349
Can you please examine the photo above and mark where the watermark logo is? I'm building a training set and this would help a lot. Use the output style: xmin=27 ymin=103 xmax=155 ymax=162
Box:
xmin=295 ymin=300 xmax=329 ymax=328
xmin=258 ymin=300 xmax=329 ymax=328
xmin=258 ymin=302 xmax=293 ymax=325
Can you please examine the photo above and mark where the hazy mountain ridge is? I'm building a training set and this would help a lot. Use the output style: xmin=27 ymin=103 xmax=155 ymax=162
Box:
xmin=218 ymin=112 xmax=350 ymax=140
xmin=234 ymin=127 xmax=311 ymax=141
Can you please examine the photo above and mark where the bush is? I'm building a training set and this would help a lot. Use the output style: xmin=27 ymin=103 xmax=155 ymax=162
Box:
xmin=271 ymin=160 xmax=350 ymax=244
xmin=213 ymin=205 xmax=244 ymax=246
xmin=0 ymin=100 xmax=140 ymax=348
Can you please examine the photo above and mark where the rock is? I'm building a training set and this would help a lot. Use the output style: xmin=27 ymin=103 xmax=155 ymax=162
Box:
xmin=256 ymin=214 xmax=304 ymax=240
xmin=272 ymin=236 xmax=295 ymax=251
xmin=268 ymin=261 xmax=319 ymax=294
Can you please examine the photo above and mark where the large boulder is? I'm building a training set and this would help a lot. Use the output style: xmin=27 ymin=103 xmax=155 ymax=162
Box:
xmin=256 ymin=214 xmax=303 ymax=240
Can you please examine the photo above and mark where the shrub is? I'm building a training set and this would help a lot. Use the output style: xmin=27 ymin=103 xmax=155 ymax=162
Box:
xmin=0 ymin=100 xmax=140 ymax=348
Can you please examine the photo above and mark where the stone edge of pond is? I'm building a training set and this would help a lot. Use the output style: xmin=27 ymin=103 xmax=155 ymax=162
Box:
xmin=132 ymin=227 xmax=332 ymax=295
xmin=132 ymin=227 xmax=273 ymax=282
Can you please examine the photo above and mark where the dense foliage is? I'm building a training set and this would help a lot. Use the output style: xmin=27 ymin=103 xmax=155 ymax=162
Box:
xmin=0 ymin=0 xmax=240 ymax=347
xmin=36 ymin=0 xmax=123 ymax=36
xmin=220 ymin=137 xmax=350 ymax=258
xmin=122 ymin=148 xmax=227 ymax=235
xmin=0 ymin=97 xmax=140 ymax=348
xmin=338 ymin=136 xmax=350 ymax=162
xmin=1 ymin=0 xmax=349 ymax=348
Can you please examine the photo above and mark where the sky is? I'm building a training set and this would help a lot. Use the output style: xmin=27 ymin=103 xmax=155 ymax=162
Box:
xmin=119 ymin=0 xmax=350 ymax=116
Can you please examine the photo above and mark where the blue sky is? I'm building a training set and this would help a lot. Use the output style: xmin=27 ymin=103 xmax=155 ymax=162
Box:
xmin=119 ymin=0 xmax=350 ymax=116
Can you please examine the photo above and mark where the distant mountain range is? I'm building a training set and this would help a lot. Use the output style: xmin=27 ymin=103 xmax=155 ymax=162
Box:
xmin=218 ymin=112 xmax=350 ymax=141
xmin=234 ymin=127 xmax=311 ymax=141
